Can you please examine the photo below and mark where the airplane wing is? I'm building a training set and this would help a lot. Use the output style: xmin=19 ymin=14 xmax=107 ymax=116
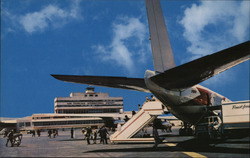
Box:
xmin=150 ymin=41 xmax=250 ymax=90
xmin=51 ymin=75 xmax=150 ymax=92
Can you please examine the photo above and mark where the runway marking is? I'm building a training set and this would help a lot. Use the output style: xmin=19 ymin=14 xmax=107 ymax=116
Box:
xmin=164 ymin=143 xmax=177 ymax=147
xmin=182 ymin=152 xmax=207 ymax=158
xmin=163 ymin=140 xmax=207 ymax=158
xmin=163 ymin=140 xmax=177 ymax=147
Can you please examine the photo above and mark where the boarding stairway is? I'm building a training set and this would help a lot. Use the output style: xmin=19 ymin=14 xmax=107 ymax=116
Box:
xmin=110 ymin=101 xmax=164 ymax=143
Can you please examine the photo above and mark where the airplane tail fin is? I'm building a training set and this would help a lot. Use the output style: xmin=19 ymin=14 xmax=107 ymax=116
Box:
xmin=145 ymin=0 xmax=176 ymax=73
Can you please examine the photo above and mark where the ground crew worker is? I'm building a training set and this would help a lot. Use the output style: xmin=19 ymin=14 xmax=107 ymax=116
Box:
xmin=152 ymin=119 xmax=162 ymax=148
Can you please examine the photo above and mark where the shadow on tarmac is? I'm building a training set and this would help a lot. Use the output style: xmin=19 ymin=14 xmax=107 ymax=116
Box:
xmin=176 ymin=138 xmax=250 ymax=154
xmin=84 ymin=137 xmax=250 ymax=154
xmin=59 ymin=139 xmax=85 ymax=141
xmin=84 ymin=146 xmax=176 ymax=153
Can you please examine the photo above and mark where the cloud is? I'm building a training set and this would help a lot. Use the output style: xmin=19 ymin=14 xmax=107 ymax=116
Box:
xmin=179 ymin=1 xmax=250 ymax=60
xmin=19 ymin=1 xmax=82 ymax=34
xmin=1 ymin=8 xmax=19 ymax=38
xmin=179 ymin=1 xmax=250 ymax=86
xmin=93 ymin=16 xmax=149 ymax=74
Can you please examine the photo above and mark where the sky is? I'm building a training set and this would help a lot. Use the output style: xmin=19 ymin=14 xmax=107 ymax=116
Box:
xmin=1 ymin=0 xmax=249 ymax=118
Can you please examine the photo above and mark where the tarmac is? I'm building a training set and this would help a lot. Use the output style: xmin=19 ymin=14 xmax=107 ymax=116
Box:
xmin=0 ymin=127 xmax=249 ymax=157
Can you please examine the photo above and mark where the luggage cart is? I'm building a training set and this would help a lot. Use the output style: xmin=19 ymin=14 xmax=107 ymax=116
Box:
xmin=12 ymin=134 xmax=23 ymax=146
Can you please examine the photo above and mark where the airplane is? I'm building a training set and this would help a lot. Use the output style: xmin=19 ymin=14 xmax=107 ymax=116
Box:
xmin=51 ymin=0 xmax=250 ymax=135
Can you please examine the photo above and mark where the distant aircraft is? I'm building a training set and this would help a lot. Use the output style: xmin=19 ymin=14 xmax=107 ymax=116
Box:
xmin=52 ymin=0 xmax=249 ymax=135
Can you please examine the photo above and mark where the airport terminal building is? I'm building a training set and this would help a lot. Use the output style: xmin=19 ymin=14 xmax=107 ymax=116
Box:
xmin=15 ymin=87 xmax=130 ymax=131
xmin=54 ymin=87 xmax=123 ymax=114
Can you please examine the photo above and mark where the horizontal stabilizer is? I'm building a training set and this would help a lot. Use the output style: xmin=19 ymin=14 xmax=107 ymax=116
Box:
xmin=151 ymin=41 xmax=250 ymax=90
xmin=51 ymin=75 xmax=149 ymax=92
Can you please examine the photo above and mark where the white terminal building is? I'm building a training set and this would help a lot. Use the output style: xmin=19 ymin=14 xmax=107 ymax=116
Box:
xmin=15 ymin=87 xmax=131 ymax=131
xmin=54 ymin=87 xmax=124 ymax=114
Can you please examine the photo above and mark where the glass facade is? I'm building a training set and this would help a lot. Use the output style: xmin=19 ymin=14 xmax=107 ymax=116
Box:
xmin=57 ymin=108 xmax=121 ymax=114
xmin=33 ymin=120 xmax=104 ymax=127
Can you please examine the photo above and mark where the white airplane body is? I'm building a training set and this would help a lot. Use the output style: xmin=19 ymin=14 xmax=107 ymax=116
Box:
xmin=52 ymin=0 xmax=250 ymax=126
xmin=145 ymin=69 xmax=230 ymax=124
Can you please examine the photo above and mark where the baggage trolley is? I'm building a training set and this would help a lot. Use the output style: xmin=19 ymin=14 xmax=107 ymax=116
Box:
xmin=12 ymin=133 xmax=23 ymax=146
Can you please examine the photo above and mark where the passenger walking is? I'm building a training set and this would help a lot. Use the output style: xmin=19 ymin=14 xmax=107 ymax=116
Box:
xmin=86 ymin=127 xmax=92 ymax=144
xmin=146 ymin=96 xmax=151 ymax=102
xmin=99 ymin=126 xmax=109 ymax=144
xmin=138 ymin=104 xmax=141 ymax=110
xmin=37 ymin=129 xmax=41 ymax=137
xmin=71 ymin=128 xmax=74 ymax=138
xmin=48 ymin=129 xmax=52 ymax=138
xmin=92 ymin=128 xmax=97 ymax=144
xmin=53 ymin=129 xmax=57 ymax=138
xmin=124 ymin=115 xmax=129 ymax=122
xmin=132 ymin=110 xmax=136 ymax=116
xmin=81 ymin=128 xmax=85 ymax=134
xmin=6 ymin=129 xmax=14 ymax=147
xmin=32 ymin=130 xmax=36 ymax=137
xmin=151 ymin=95 xmax=156 ymax=101
xmin=81 ymin=128 xmax=86 ymax=139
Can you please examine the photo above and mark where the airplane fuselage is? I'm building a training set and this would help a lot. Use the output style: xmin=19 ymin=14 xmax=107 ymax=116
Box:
xmin=144 ymin=70 xmax=231 ymax=124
